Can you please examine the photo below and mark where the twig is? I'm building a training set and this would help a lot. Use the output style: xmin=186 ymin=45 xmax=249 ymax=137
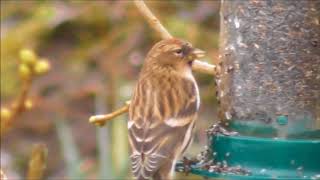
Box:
xmin=89 ymin=101 xmax=130 ymax=126
xmin=1 ymin=49 xmax=50 ymax=137
xmin=27 ymin=144 xmax=48 ymax=180
xmin=0 ymin=73 xmax=33 ymax=136
xmin=89 ymin=0 xmax=217 ymax=126
xmin=192 ymin=61 xmax=217 ymax=76
xmin=134 ymin=0 xmax=216 ymax=75
xmin=7 ymin=78 xmax=31 ymax=117
xmin=134 ymin=0 xmax=172 ymax=39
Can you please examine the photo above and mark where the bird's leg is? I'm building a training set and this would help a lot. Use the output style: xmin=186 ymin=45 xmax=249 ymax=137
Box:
xmin=181 ymin=156 xmax=199 ymax=176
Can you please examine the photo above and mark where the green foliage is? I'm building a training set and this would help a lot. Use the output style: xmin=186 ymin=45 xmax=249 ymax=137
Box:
xmin=55 ymin=120 xmax=86 ymax=179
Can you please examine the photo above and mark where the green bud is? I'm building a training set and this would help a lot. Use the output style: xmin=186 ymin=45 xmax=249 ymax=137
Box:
xmin=1 ymin=107 xmax=12 ymax=120
xmin=20 ymin=49 xmax=37 ymax=66
xmin=24 ymin=99 xmax=33 ymax=110
xmin=34 ymin=59 xmax=50 ymax=75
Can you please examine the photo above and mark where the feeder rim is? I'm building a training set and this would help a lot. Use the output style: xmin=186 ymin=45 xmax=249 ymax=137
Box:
xmin=214 ymin=134 xmax=320 ymax=144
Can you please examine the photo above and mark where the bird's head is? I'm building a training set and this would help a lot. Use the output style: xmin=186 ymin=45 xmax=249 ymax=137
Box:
xmin=145 ymin=38 xmax=205 ymax=69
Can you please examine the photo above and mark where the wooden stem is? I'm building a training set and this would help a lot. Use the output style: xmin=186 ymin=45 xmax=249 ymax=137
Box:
xmin=1 ymin=77 xmax=33 ymax=137
xmin=89 ymin=101 xmax=131 ymax=126
xmin=134 ymin=0 xmax=172 ymax=39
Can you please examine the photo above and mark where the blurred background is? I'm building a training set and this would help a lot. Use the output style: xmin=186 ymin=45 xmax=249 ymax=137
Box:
xmin=1 ymin=1 xmax=220 ymax=179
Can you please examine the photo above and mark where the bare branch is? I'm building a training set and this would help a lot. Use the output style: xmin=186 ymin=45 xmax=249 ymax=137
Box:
xmin=134 ymin=0 xmax=217 ymax=75
xmin=27 ymin=144 xmax=48 ymax=180
xmin=89 ymin=101 xmax=131 ymax=126
xmin=192 ymin=61 xmax=217 ymax=76
xmin=134 ymin=0 xmax=173 ymax=39
xmin=1 ymin=49 xmax=50 ymax=137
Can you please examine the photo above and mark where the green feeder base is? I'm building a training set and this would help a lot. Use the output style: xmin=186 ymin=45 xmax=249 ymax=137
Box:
xmin=176 ymin=134 xmax=320 ymax=180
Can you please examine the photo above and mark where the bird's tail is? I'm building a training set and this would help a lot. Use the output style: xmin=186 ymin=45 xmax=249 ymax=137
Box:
xmin=152 ymin=160 xmax=173 ymax=180
xmin=131 ymin=153 xmax=170 ymax=180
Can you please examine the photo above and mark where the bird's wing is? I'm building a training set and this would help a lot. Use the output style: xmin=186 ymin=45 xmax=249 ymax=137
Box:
xmin=128 ymin=76 xmax=199 ymax=179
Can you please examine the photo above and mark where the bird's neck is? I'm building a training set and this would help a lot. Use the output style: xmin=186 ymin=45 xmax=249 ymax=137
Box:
xmin=141 ymin=61 xmax=194 ymax=81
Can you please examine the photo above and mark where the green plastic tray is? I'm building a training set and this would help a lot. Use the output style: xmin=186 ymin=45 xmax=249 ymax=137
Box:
xmin=176 ymin=134 xmax=320 ymax=180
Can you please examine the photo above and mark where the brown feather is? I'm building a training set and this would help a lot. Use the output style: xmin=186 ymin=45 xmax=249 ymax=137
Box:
xmin=128 ymin=38 xmax=200 ymax=180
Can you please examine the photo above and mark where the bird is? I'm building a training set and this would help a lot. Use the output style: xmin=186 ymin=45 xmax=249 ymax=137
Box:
xmin=128 ymin=38 xmax=205 ymax=180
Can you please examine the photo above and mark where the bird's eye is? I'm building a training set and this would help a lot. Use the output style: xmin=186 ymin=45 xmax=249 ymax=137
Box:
xmin=174 ymin=49 xmax=183 ymax=56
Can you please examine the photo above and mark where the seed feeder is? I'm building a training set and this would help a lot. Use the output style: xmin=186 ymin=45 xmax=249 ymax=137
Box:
xmin=176 ymin=0 xmax=320 ymax=179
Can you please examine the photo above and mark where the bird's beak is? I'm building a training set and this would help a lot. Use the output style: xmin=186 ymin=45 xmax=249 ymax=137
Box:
xmin=189 ymin=48 xmax=206 ymax=59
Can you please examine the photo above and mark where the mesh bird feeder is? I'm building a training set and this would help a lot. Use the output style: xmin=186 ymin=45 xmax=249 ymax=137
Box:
xmin=177 ymin=0 xmax=320 ymax=179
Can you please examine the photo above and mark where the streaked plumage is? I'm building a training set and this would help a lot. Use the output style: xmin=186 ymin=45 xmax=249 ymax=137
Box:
xmin=128 ymin=38 xmax=204 ymax=180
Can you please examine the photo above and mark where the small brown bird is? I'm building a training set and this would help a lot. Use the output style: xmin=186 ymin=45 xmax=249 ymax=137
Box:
xmin=128 ymin=38 xmax=205 ymax=180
